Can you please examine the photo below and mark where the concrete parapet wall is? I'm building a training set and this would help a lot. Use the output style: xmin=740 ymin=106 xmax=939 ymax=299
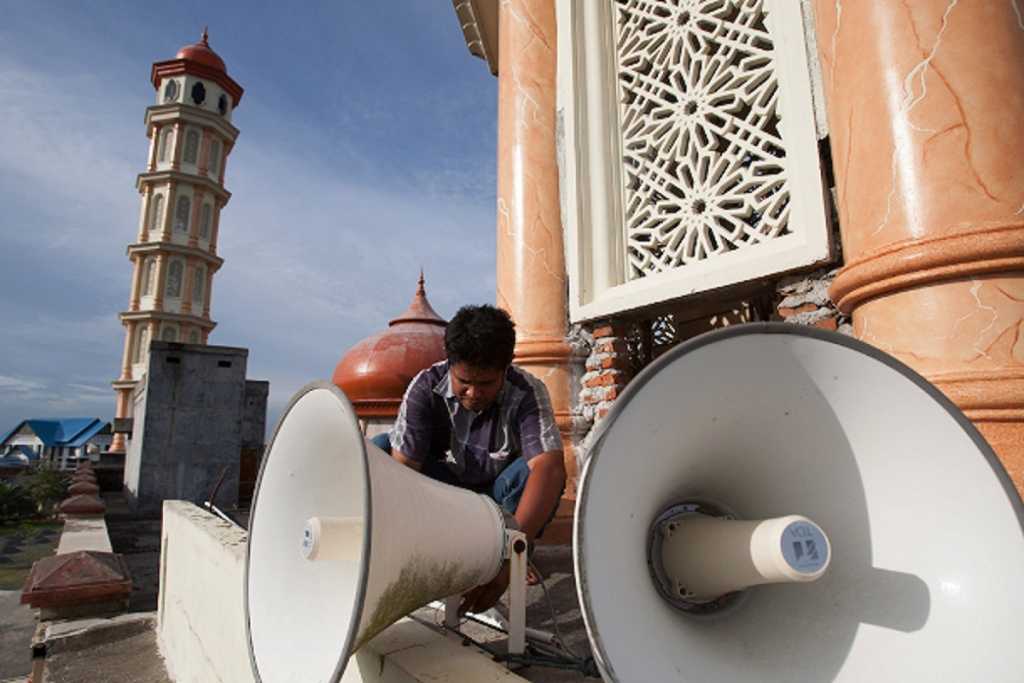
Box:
xmin=158 ymin=500 xmax=254 ymax=683
xmin=57 ymin=516 xmax=112 ymax=555
xmin=157 ymin=500 xmax=529 ymax=683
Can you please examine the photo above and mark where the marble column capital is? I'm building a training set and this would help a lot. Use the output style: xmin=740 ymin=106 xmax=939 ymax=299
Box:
xmin=831 ymin=221 xmax=1024 ymax=313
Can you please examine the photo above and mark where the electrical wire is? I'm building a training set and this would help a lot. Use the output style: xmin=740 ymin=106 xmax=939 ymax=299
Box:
xmin=528 ymin=559 xmax=586 ymax=661
xmin=415 ymin=562 xmax=600 ymax=677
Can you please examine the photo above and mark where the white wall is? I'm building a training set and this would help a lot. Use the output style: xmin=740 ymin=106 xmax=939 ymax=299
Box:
xmin=158 ymin=500 xmax=255 ymax=683
xmin=157 ymin=501 xmax=529 ymax=683
xmin=123 ymin=384 xmax=147 ymax=497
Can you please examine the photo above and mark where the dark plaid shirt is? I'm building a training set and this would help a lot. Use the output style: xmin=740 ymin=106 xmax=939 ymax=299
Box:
xmin=389 ymin=360 xmax=562 ymax=486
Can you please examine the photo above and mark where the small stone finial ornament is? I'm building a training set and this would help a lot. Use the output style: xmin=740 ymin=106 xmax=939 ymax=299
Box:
xmin=201 ymin=26 xmax=210 ymax=45
xmin=60 ymin=494 xmax=106 ymax=517
xmin=69 ymin=480 xmax=101 ymax=496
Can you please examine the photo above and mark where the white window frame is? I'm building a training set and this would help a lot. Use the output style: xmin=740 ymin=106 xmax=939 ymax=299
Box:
xmin=556 ymin=0 xmax=832 ymax=322
xmin=199 ymin=203 xmax=212 ymax=239
xmin=208 ymin=139 xmax=221 ymax=177
xmin=158 ymin=127 xmax=172 ymax=163
xmin=134 ymin=326 xmax=149 ymax=364
xmin=192 ymin=265 xmax=205 ymax=305
xmin=142 ymin=257 xmax=156 ymax=296
xmin=149 ymin=194 xmax=164 ymax=234
xmin=174 ymin=194 xmax=191 ymax=233
xmin=166 ymin=258 xmax=184 ymax=298
xmin=183 ymin=128 xmax=200 ymax=164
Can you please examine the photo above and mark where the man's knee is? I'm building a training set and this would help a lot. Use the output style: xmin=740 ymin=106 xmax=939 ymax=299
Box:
xmin=370 ymin=432 xmax=391 ymax=454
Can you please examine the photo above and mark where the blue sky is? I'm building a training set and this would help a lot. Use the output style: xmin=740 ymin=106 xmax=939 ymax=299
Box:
xmin=0 ymin=2 xmax=498 ymax=432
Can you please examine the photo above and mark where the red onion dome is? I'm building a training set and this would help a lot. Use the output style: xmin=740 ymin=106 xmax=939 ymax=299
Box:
xmin=332 ymin=272 xmax=447 ymax=419
xmin=175 ymin=28 xmax=227 ymax=73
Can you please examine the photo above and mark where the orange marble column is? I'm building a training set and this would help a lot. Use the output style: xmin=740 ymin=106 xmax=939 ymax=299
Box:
xmin=110 ymin=392 xmax=131 ymax=453
xmin=110 ymin=322 xmax=136 ymax=454
xmin=496 ymin=0 xmax=582 ymax=539
xmin=815 ymin=1 xmax=1024 ymax=494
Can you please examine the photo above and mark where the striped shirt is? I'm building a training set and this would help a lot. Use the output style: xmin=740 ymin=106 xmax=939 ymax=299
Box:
xmin=390 ymin=360 xmax=562 ymax=487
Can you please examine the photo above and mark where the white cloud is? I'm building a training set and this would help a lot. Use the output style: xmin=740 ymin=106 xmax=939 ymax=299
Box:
xmin=65 ymin=383 xmax=114 ymax=398
xmin=0 ymin=63 xmax=142 ymax=256
xmin=0 ymin=375 xmax=46 ymax=393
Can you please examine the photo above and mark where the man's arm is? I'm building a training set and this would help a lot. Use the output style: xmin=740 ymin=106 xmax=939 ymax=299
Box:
xmin=391 ymin=448 xmax=422 ymax=472
xmin=459 ymin=451 xmax=564 ymax=615
xmin=514 ymin=450 xmax=565 ymax=540
xmin=511 ymin=374 xmax=566 ymax=539
xmin=460 ymin=376 xmax=565 ymax=615
xmin=389 ymin=370 xmax=432 ymax=472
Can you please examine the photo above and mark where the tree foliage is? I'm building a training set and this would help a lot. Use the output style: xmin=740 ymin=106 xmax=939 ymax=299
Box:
xmin=0 ymin=480 xmax=35 ymax=522
xmin=18 ymin=465 xmax=69 ymax=517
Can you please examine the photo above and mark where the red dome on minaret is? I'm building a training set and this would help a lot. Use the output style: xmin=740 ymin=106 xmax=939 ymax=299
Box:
xmin=175 ymin=28 xmax=227 ymax=73
xmin=151 ymin=27 xmax=244 ymax=105
xmin=332 ymin=272 xmax=447 ymax=419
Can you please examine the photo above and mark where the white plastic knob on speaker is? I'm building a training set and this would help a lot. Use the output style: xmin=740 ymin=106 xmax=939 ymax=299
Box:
xmin=574 ymin=323 xmax=1024 ymax=683
xmin=657 ymin=513 xmax=830 ymax=601
xmin=244 ymin=382 xmax=510 ymax=683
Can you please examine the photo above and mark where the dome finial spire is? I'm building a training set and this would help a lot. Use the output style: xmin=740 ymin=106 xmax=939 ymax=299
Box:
xmin=417 ymin=268 xmax=425 ymax=296
xmin=201 ymin=26 xmax=209 ymax=45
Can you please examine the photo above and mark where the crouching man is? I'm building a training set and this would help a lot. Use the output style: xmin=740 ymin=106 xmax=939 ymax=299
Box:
xmin=372 ymin=304 xmax=565 ymax=613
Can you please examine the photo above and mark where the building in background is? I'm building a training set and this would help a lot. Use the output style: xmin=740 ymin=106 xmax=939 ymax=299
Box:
xmin=123 ymin=341 xmax=267 ymax=515
xmin=110 ymin=30 xmax=244 ymax=454
xmin=0 ymin=418 xmax=111 ymax=470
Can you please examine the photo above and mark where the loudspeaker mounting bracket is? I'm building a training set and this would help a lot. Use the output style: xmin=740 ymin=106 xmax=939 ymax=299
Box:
xmin=444 ymin=527 xmax=529 ymax=658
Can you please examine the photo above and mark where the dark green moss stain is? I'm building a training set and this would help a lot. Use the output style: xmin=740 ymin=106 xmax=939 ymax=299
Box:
xmin=354 ymin=557 xmax=481 ymax=650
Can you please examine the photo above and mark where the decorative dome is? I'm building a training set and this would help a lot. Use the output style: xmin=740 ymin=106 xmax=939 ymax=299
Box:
xmin=332 ymin=272 xmax=447 ymax=418
xmin=175 ymin=28 xmax=227 ymax=73
xmin=152 ymin=27 xmax=244 ymax=105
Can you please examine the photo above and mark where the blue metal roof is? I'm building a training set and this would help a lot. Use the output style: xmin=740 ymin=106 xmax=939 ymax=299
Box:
xmin=65 ymin=419 xmax=107 ymax=448
xmin=10 ymin=445 xmax=39 ymax=461
xmin=0 ymin=418 xmax=107 ymax=448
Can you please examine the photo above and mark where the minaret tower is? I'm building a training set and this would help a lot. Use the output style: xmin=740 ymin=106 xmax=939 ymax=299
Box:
xmin=110 ymin=30 xmax=244 ymax=453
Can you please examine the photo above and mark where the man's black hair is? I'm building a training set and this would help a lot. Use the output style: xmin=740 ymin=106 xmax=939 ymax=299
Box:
xmin=445 ymin=305 xmax=516 ymax=369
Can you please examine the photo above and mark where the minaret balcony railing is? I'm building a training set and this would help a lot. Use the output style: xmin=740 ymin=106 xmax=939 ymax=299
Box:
xmin=127 ymin=242 xmax=224 ymax=269
xmin=118 ymin=309 xmax=217 ymax=330
xmin=136 ymin=170 xmax=231 ymax=203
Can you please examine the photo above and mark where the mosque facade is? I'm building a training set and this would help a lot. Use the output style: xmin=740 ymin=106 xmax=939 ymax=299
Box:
xmin=451 ymin=0 xmax=1024 ymax=529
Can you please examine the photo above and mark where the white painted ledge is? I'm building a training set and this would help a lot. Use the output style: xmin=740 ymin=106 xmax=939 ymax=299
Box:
xmin=159 ymin=501 xmax=527 ymax=683
xmin=57 ymin=516 xmax=112 ymax=554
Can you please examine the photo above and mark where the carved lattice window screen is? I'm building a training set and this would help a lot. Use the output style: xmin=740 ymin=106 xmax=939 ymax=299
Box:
xmin=558 ymin=0 xmax=831 ymax=322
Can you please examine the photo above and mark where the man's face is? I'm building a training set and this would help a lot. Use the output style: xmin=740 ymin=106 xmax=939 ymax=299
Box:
xmin=450 ymin=361 xmax=506 ymax=413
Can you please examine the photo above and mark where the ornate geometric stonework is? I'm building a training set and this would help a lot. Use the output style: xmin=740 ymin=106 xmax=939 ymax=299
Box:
xmin=615 ymin=0 xmax=790 ymax=279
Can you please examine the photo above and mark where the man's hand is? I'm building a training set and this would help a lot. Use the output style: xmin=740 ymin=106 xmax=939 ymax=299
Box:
xmin=459 ymin=561 xmax=510 ymax=615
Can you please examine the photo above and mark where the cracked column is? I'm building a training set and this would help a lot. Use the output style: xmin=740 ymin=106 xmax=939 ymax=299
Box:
xmin=814 ymin=1 xmax=1024 ymax=493
xmin=496 ymin=0 xmax=581 ymax=539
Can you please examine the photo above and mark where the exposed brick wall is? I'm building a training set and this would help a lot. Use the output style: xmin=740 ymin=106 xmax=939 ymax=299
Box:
xmin=578 ymin=322 xmax=632 ymax=425
xmin=774 ymin=267 xmax=852 ymax=335
xmin=573 ymin=269 xmax=849 ymax=459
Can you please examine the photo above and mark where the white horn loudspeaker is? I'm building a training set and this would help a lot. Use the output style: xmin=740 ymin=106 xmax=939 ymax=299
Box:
xmin=244 ymin=382 xmax=522 ymax=682
xmin=574 ymin=323 xmax=1024 ymax=682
